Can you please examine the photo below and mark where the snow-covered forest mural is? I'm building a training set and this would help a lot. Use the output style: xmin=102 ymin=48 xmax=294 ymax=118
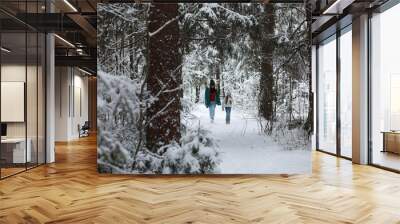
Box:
xmin=97 ymin=3 xmax=312 ymax=174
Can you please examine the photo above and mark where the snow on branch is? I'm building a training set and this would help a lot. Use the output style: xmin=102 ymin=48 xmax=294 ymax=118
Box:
xmin=216 ymin=4 xmax=251 ymax=20
xmin=149 ymin=16 xmax=180 ymax=37
xmin=145 ymin=98 xmax=176 ymax=127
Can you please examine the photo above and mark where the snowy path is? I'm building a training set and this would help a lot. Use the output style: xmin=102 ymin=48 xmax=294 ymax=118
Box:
xmin=191 ymin=105 xmax=311 ymax=174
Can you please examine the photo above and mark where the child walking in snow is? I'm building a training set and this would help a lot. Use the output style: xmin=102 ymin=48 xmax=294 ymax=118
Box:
xmin=224 ymin=92 xmax=233 ymax=124
xmin=205 ymin=79 xmax=221 ymax=123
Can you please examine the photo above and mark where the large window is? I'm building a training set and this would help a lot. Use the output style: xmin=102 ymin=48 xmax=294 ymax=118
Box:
xmin=317 ymin=35 xmax=337 ymax=154
xmin=370 ymin=3 xmax=400 ymax=171
xmin=340 ymin=27 xmax=352 ymax=158
xmin=317 ymin=25 xmax=353 ymax=159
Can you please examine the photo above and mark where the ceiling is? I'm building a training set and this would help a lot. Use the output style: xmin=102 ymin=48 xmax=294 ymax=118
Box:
xmin=0 ymin=0 xmax=99 ymax=74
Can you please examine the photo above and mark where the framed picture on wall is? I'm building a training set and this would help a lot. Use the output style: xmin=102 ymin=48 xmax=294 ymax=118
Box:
xmin=97 ymin=3 xmax=312 ymax=174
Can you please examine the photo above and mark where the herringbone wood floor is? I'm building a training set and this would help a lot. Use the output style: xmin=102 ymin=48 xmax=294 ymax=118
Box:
xmin=1 ymin=135 xmax=400 ymax=224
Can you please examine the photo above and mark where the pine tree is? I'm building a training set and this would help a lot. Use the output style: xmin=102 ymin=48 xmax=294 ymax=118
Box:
xmin=259 ymin=4 xmax=276 ymax=134
xmin=146 ymin=3 xmax=182 ymax=152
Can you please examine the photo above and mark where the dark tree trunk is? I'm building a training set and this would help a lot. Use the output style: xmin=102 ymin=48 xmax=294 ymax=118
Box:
xmin=289 ymin=76 xmax=293 ymax=124
xmin=120 ymin=32 xmax=124 ymax=75
xmin=217 ymin=42 xmax=224 ymax=95
xmin=146 ymin=3 xmax=181 ymax=152
xmin=195 ymin=85 xmax=200 ymax=103
xmin=129 ymin=36 xmax=135 ymax=80
xmin=259 ymin=4 xmax=275 ymax=133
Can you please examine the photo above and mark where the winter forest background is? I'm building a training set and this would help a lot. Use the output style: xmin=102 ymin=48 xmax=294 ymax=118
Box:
xmin=97 ymin=3 xmax=312 ymax=174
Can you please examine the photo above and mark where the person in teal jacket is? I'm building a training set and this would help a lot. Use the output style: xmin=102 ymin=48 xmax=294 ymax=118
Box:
xmin=205 ymin=79 xmax=221 ymax=123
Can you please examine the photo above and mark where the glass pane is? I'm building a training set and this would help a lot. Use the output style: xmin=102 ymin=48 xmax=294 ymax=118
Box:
xmin=340 ymin=29 xmax=352 ymax=158
xmin=26 ymin=0 xmax=38 ymax=169
xmin=1 ymin=31 xmax=27 ymax=177
xmin=27 ymin=31 xmax=38 ymax=169
xmin=0 ymin=0 xmax=46 ymax=178
xmin=318 ymin=36 xmax=337 ymax=154
xmin=371 ymin=4 xmax=400 ymax=171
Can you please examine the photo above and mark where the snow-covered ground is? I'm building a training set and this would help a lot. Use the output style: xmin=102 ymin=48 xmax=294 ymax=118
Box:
xmin=191 ymin=104 xmax=312 ymax=174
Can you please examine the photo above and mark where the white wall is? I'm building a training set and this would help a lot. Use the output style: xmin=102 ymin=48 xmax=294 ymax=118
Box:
xmin=71 ymin=73 xmax=89 ymax=138
xmin=55 ymin=66 xmax=69 ymax=141
xmin=55 ymin=67 xmax=89 ymax=141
